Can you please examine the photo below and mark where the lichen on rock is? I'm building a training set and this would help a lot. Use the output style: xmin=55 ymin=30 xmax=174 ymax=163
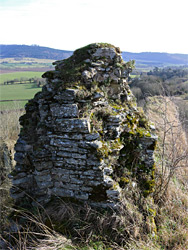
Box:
xmin=10 ymin=43 xmax=157 ymax=209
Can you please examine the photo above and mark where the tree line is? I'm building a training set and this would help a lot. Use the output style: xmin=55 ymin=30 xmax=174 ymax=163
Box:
xmin=130 ymin=66 xmax=188 ymax=134
xmin=4 ymin=77 xmax=46 ymax=87
xmin=130 ymin=67 xmax=188 ymax=101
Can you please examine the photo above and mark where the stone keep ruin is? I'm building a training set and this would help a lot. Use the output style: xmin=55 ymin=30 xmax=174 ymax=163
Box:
xmin=10 ymin=43 xmax=157 ymax=207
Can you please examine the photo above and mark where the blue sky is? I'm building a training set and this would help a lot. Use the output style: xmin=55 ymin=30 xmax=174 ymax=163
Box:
xmin=0 ymin=0 xmax=188 ymax=53
xmin=1 ymin=0 xmax=33 ymax=8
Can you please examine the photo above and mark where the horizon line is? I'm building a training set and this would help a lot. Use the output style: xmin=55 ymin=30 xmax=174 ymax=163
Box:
xmin=1 ymin=44 xmax=188 ymax=55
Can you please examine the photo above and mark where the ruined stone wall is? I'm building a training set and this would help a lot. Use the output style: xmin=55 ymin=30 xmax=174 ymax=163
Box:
xmin=10 ymin=43 xmax=157 ymax=207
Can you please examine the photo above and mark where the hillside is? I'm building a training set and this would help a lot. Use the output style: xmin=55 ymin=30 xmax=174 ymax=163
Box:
xmin=0 ymin=44 xmax=72 ymax=60
xmin=1 ymin=44 xmax=188 ymax=66
xmin=122 ymin=51 xmax=188 ymax=66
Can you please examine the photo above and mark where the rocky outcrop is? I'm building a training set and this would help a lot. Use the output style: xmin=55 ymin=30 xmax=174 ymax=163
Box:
xmin=10 ymin=43 xmax=157 ymax=207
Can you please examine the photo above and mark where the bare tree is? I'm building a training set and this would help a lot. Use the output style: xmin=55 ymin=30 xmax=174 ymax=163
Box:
xmin=145 ymin=96 xmax=188 ymax=201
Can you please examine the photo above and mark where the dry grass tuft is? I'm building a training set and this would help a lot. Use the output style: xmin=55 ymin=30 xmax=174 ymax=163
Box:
xmin=1 ymin=182 xmax=160 ymax=249
xmin=155 ymin=179 xmax=188 ymax=250
xmin=0 ymin=107 xmax=24 ymax=142
xmin=44 ymin=185 xmax=159 ymax=249
xmin=1 ymin=204 xmax=73 ymax=250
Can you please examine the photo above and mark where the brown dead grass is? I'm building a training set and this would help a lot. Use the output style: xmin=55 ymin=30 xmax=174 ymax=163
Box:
xmin=0 ymin=108 xmax=24 ymax=141
xmin=145 ymin=96 xmax=188 ymax=188
xmin=144 ymin=96 xmax=188 ymax=249
xmin=0 ymin=108 xmax=24 ymax=241
xmin=156 ymin=180 xmax=188 ymax=250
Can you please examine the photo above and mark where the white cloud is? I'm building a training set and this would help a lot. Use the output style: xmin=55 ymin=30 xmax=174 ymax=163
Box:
xmin=1 ymin=0 xmax=188 ymax=53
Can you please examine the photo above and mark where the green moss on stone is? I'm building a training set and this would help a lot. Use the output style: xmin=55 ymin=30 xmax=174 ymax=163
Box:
xmin=118 ymin=126 xmax=156 ymax=196
xmin=97 ymin=141 xmax=111 ymax=158
xmin=119 ymin=177 xmax=130 ymax=188
xmin=136 ymin=127 xmax=151 ymax=138
xmin=42 ymin=43 xmax=120 ymax=85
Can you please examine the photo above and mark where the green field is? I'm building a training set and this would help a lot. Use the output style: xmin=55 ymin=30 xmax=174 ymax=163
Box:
xmin=0 ymin=83 xmax=42 ymax=110
xmin=0 ymin=83 xmax=42 ymax=100
xmin=0 ymin=71 xmax=44 ymax=84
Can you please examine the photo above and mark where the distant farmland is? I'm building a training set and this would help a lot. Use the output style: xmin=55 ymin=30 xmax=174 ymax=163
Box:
xmin=0 ymin=58 xmax=47 ymax=110
xmin=0 ymin=71 xmax=44 ymax=84
xmin=0 ymin=57 xmax=54 ymax=73
xmin=0 ymin=83 xmax=42 ymax=110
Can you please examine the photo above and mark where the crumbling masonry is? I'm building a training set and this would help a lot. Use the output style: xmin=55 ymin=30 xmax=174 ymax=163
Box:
xmin=10 ymin=43 xmax=157 ymax=207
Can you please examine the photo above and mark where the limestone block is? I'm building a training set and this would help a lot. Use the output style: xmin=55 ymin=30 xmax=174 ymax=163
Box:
xmin=91 ymin=62 xmax=104 ymax=67
xmin=75 ymin=192 xmax=89 ymax=200
xmin=11 ymin=172 xmax=26 ymax=180
xmin=92 ymin=92 xmax=104 ymax=101
xmin=93 ymin=72 xmax=109 ymax=83
xmin=84 ymin=133 xmax=100 ymax=141
xmin=86 ymin=159 xmax=101 ymax=166
xmin=114 ymin=68 xmax=122 ymax=77
xmin=15 ymin=139 xmax=32 ymax=152
xmin=12 ymin=176 xmax=29 ymax=186
xmin=60 ymin=183 xmax=80 ymax=191
xmin=14 ymin=164 xmax=26 ymax=172
xmin=96 ymin=67 xmax=105 ymax=72
xmin=104 ymin=176 xmax=114 ymax=187
xmin=51 ymin=187 xmax=74 ymax=197
xmin=106 ymin=189 xmax=121 ymax=200
xmin=57 ymin=151 xmax=86 ymax=159
xmin=109 ymin=73 xmax=119 ymax=83
xmin=93 ymin=47 xmax=117 ymax=60
xmin=14 ymin=152 xmax=25 ymax=164
xmin=50 ymin=138 xmax=75 ymax=147
xmin=82 ymin=175 xmax=95 ymax=180
xmin=49 ymin=133 xmax=83 ymax=141
xmin=64 ymin=158 xmax=86 ymax=165
xmin=35 ymin=174 xmax=51 ymax=182
xmin=53 ymin=161 xmax=64 ymax=167
xmin=54 ymin=181 xmax=61 ymax=188
xmin=36 ymin=181 xmax=53 ymax=189
xmin=87 ymin=180 xmax=103 ymax=187
xmin=81 ymin=186 xmax=93 ymax=192
xmin=50 ymin=104 xmax=78 ymax=118
xmin=53 ymin=89 xmax=77 ymax=103
xmin=82 ymin=70 xmax=92 ymax=81
xmin=103 ymin=166 xmax=113 ymax=175
xmin=52 ymin=119 xmax=90 ymax=133
xmin=35 ymin=161 xmax=53 ymax=171
xmin=106 ymin=115 xmax=120 ymax=123
xmin=70 ymin=178 xmax=83 ymax=185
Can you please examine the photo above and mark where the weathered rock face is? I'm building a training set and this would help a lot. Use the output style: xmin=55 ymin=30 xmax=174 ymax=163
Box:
xmin=10 ymin=43 xmax=157 ymax=207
